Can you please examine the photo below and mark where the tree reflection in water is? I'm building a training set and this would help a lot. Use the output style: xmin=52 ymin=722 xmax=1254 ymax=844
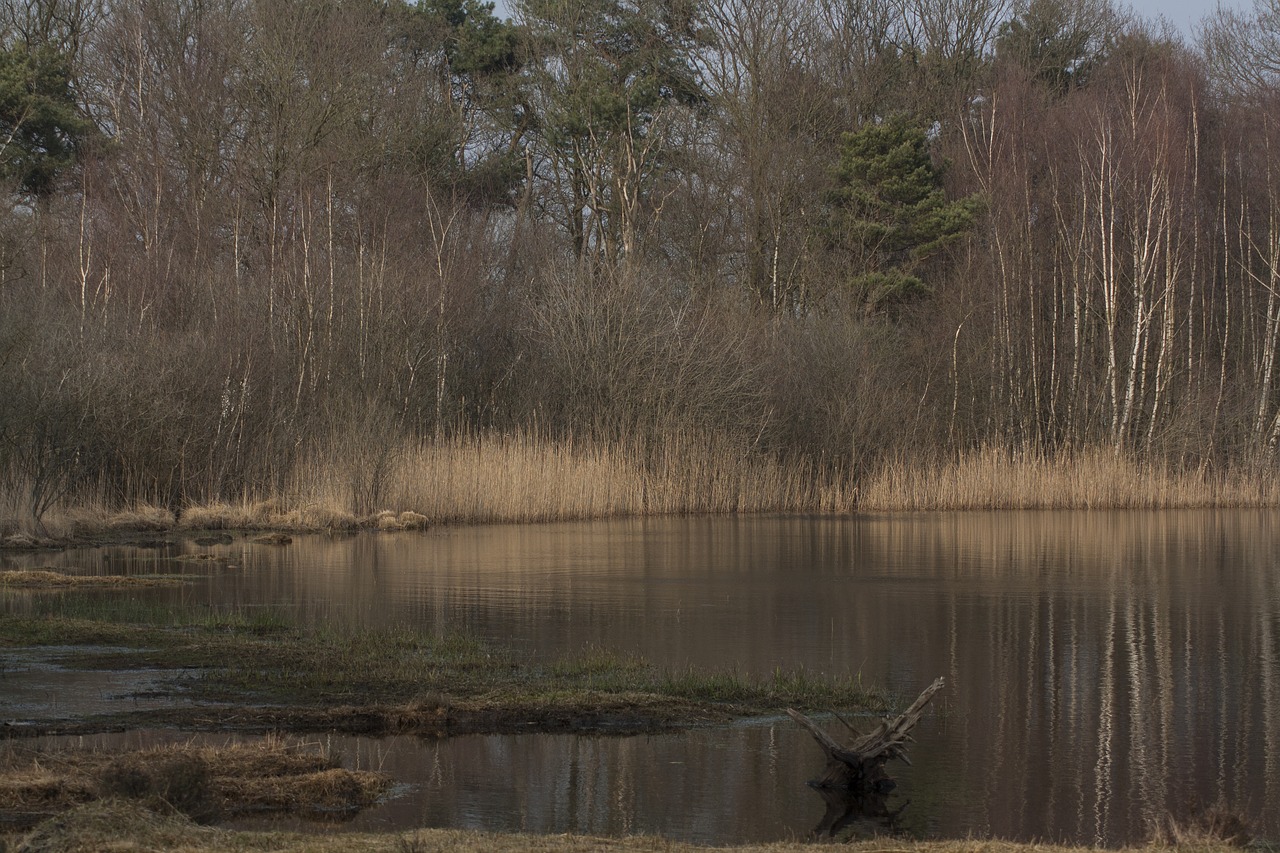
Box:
xmin=809 ymin=785 xmax=908 ymax=840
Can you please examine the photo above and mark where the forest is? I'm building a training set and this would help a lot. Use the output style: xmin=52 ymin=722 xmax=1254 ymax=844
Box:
xmin=3 ymin=0 xmax=1280 ymax=532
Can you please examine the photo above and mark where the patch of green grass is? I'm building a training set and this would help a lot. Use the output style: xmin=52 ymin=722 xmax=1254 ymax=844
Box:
xmin=198 ymin=607 xmax=295 ymax=636
xmin=547 ymin=644 xmax=649 ymax=679
xmin=0 ymin=613 xmax=163 ymax=647
xmin=5 ymin=593 xmax=187 ymax=627
xmin=1 ymin=597 xmax=884 ymax=726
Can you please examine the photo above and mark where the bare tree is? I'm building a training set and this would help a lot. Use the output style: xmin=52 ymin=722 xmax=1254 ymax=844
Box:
xmin=1201 ymin=0 xmax=1280 ymax=98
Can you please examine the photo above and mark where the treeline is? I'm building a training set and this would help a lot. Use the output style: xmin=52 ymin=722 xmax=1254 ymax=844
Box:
xmin=1 ymin=0 xmax=1279 ymax=526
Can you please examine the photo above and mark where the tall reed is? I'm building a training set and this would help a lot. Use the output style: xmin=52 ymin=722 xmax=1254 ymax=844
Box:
xmin=291 ymin=429 xmax=856 ymax=525
xmin=14 ymin=441 xmax=1280 ymax=535
xmin=859 ymin=446 xmax=1280 ymax=510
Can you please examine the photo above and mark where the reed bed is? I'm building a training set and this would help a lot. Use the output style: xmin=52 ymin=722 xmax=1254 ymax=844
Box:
xmin=12 ymin=438 xmax=1280 ymax=534
xmin=285 ymin=429 xmax=855 ymax=525
xmin=0 ymin=500 xmax=176 ymax=540
xmin=860 ymin=446 xmax=1280 ymax=510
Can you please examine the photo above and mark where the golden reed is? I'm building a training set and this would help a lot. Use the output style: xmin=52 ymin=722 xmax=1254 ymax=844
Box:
xmin=858 ymin=446 xmax=1280 ymax=511
xmin=9 ymin=441 xmax=1280 ymax=535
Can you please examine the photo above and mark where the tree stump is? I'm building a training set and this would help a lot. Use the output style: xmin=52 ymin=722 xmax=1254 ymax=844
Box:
xmin=787 ymin=677 xmax=945 ymax=792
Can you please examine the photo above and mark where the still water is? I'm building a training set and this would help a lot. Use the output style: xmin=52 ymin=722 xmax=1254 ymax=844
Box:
xmin=5 ymin=511 xmax=1280 ymax=845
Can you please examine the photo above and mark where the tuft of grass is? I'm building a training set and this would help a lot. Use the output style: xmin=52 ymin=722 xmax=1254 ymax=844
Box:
xmin=657 ymin=665 xmax=878 ymax=708
xmin=547 ymin=644 xmax=651 ymax=679
xmin=0 ymin=738 xmax=389 ymax=829
xmin=9 ymin=799 xmax=219 ymax=853
xmin=0 ymin=570 xmax=184 ymax=590
xmin=178 ymin=500 xmax=361 ymax=532
xmin=1150 ymin=802 xmax=1254 ymax=848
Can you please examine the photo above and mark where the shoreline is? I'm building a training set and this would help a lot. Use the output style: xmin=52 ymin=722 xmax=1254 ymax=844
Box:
xmin=1 ymin=798 xmax=1258 ymax=852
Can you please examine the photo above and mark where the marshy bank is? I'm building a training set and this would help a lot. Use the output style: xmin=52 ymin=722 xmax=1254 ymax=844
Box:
xmin=4 ymin=799 xmax=1255 ymax=853
xmin=2 ymin=799 xmax=1259 ymax=853
xmin=0 ymin=584 xmax=884 ymax=738
xmin=0 ymin=737 xmax=390 ymax=832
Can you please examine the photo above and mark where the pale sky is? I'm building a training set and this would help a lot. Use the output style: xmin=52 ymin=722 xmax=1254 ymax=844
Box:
xmin=1130 ymin=0 xmax=1247 ymax=37
xmin=490 ymin=0 xmax=1253 ymax=40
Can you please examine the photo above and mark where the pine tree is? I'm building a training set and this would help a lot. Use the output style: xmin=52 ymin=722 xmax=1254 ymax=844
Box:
xmin=0 ymin=42 xmax=90 ymax=196
xmin=830 ymin=115 xmax=982 ymax=314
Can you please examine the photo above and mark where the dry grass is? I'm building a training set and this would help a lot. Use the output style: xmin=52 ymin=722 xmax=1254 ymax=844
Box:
xmin=0 ymin=500 xmax=177 ymax=540
xmin=1149 ymin=803 xmax=1254 ymax=848
xmin=178 ymin=500 xmax=361 ymax=532
xmin=859 ymin=446 xmax=1280 ymax=511
xmin=0 ymin=569 xmax=182 ymax=589
xmin=0 ymin=738 xmax=389 ymax=828
xmin=4 ymin=798 xmax=1257 ymax=853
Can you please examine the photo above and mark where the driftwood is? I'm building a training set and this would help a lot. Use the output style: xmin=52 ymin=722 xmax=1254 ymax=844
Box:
xmin=787 ymin=677 xmax=945 ymax=792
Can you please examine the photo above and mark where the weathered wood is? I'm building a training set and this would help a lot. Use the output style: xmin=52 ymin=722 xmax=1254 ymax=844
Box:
xmin=788 ymin=677 xmax=944 ymax=791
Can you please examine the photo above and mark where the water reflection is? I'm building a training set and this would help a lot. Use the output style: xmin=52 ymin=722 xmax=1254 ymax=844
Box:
xmin=4 ymin=511 xmax=1279 ymax=845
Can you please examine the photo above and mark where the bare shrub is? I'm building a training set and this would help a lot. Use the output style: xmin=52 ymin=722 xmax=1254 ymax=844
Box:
xmin=525 ymin=263 xmax=769 ymax=443
xmin=287 ymin=398 xmax=403 ymax=518
xmin=760 ymin=307 xmax=923 ymax=479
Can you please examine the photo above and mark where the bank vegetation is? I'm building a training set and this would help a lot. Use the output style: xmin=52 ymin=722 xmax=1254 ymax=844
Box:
xmin=1 ymin=798 xmax=1260 ymax=853
xmin=5 ymin=0 xmax=1280 ymax=532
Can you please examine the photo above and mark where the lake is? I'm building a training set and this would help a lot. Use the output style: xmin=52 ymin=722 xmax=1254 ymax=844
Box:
xmin=5 ymin=511 xmax=1279 ymax=845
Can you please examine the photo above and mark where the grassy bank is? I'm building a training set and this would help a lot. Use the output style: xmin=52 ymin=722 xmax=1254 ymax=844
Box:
xmin=0 ymin=596 xmax=883 ymax=737
xmin=1 ymin=798 xmax=1256 ymax=853
xmin=1 ymin=599 xmax=891 ymax=848
xmin=1 ymin=739 xmax=388 ymax=830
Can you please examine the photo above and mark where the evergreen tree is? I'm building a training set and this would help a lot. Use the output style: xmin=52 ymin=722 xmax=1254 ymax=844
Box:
xmin=829 ymin=115 xmax=982 ymax=314
xmin=392 ymin=0 xmax=526 ymax=207
xmin=0 ymin=41 xmax=90 ymax=196
xmin=519 ymin=0 xmax=710 ymax=262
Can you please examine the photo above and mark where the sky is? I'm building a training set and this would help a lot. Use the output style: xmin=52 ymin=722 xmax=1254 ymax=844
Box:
xmin=490 ymin=0 xmax=1254 ymax=39
xmin=1131 ymin=0 xmax=1246 ymax=36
